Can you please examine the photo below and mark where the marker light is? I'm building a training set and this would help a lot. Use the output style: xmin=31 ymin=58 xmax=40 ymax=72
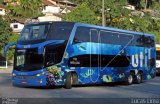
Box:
xmin=36 ymin=74 xmax=41 ymax=77
xmin=12 ymin=73 xmax=16 ymax=77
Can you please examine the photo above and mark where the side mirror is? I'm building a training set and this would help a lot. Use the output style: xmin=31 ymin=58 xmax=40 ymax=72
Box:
xmin=4 ymin=42 xmax=17 ymax=57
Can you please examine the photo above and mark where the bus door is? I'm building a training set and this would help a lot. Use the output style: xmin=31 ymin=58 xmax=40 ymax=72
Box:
xmin=89 ymin=29 xmax=100 ymax=82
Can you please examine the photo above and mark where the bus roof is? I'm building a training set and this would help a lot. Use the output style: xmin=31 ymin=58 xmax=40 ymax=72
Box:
xmin=25 ymin=21 xmax=154 ymax=37
xmin=75 ymin=22 xmax=154 ymax=37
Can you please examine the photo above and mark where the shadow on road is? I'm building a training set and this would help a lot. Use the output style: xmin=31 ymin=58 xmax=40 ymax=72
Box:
xmin=73 ymin=81 xmax=146 ymax=88
xmin=7 ymin=81 xmax=131 ymax=90
xmin=0 ymin=72 xmax=151 ymax=90
xmin=1 ymin=79 xmax=146 ymax=90
xmin=12 ymin=82 xmax=130 ymax=90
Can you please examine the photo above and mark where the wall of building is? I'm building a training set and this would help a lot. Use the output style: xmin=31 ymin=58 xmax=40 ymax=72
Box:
xmin=10 ymin=23 xmax=24 ymax=33
xmin=42 ymin=6 xmax=60 ymax=14
xmin=0 ymin=8 xmax=5 ymax=15
xmin=38 ymin=14 xmax=62 ymax=22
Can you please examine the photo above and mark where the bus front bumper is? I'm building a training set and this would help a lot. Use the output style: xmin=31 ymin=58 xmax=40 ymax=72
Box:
xmin=12 ymin=70 xmax=47 ymax=87
xmin=12 ymin=75 xmax=46 ymax=87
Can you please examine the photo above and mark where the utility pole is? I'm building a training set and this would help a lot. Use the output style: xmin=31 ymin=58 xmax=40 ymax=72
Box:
xmin=102 ymin=0 xmax=106 ymax=26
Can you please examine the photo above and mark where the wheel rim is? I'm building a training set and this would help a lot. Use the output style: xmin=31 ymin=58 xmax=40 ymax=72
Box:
xmin=137 ymin=74 xmax=142 ymax=82
xmin=128 ymin=74 xmax=133 ymax=84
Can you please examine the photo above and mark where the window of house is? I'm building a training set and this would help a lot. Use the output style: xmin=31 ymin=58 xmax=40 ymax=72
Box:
xmin=13 ymin=24 xmax=18 ymax=29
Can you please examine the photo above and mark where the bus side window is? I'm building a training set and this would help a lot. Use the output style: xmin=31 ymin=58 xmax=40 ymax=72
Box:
xmin=73 ymin=27 xmax=90 ymax=44
xmin=45 ymin=43 xmax=66 ymax=67
xmin=45 ymin=49 xmax=56 ymax=67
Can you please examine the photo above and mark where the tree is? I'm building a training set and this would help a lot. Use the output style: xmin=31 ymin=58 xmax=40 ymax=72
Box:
xmin=0 ymin=16 xmax=12 ymax=57
xmin=63 ymin=3 xmax=99 ymax=25
xmin=68 ymin=0 xmax=160 ymax=43
xmin=5 ymin=0 xmax=43 ymax=22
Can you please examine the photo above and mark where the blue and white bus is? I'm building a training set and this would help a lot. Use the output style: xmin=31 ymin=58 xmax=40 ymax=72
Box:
xmin=4 ymin=21 xmax=156 ymax=89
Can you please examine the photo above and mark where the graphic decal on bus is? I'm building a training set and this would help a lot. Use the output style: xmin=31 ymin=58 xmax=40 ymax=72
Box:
xmin=46 ymin=65 xmax=64 ymax=86
xmin=4 ymin=22 xmax=156 ymax=88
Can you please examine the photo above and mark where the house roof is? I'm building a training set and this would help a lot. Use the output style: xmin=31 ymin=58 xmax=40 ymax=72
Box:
xmin=0 ymin=4 xmax=4 ymax=8
xmin=12 ymin=18 xmax=26 ymax=24
xmin=57 ymin=0 xmax=77 ymax=6
xmin=43 ymin=0 xmax=76 ymax=7
xmin=43 ymin=0 xmax=57 ymax=6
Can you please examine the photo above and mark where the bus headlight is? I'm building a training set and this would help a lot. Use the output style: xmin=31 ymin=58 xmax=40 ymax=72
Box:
xmin=36 ymin=74 xmax=41 ymax=77
xmin=36 ymin=72 xmax=45 ymax=77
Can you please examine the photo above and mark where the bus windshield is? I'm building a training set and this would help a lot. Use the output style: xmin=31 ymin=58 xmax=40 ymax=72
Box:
xmin=19 ymin=24 xmax=50 ymax=41
xmin=14 ymin=22 xmax=75 ymax=71
xmin=14 ymin=49 xmax=44 ymax=71
xmin=18 ymin=22 xmax=74 ymax=44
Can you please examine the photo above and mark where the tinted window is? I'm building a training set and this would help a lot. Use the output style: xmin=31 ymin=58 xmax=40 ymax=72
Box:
xmin=133 ymin=35 xmax=155 ymax=47
xmin=100 ymin=31 xmax=133 ymax=45
xmin=73 ymin=27 xmax=90 ymax=43
xmin=100 ymin=55 xmax=130 ymax=67
xmin=90 ymin=29 xmax=99 ymax=43
xmin=19 ymin=24 xmax=50 ymax=41
xmin=47 ymin=22 xmax=74 ymax=40
xmin=68 ymin=54 xmax=130 ymax=67
xmin=73 ymin=26 xmax=155 ymax=48
xmin=45 ymin=42 xmax=67 ymax=67
xmin=73 ymin=27 xmax=98 ymax=44
xmin=68 ymin=55 xmax=99 ymax=67
xmin=14 ymin=48 xmax=44 ymax=71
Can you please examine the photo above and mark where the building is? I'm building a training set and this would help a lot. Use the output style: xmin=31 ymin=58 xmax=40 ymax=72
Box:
xmin=40 ymin=0 xmax=76 ymax=22
xmin=3 ymin=0 xmax=76 ymax=33
xmin=0 ymin=5 xmax=5 ymax=15
xmin=10 ymin=19 xmax=24 ymax=33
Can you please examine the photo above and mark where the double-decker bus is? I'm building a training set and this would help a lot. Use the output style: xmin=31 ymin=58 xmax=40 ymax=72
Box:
xmin=156 ymin=44 xmax=160 ymax=74
xmin=4 ymin=21 xmax=156 ymax=89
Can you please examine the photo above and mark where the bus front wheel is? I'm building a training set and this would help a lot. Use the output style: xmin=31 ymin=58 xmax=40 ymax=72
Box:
xmin=65 ymin=72 xmax=73 ymax=89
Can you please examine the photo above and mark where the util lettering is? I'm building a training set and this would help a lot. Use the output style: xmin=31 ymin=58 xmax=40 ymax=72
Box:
xmin=132 ymin=49 xmax=151 ymax=68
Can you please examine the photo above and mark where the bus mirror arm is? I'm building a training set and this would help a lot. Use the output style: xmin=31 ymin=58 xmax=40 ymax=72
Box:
xmin=4 ymin=42 xmax=17 ymax=57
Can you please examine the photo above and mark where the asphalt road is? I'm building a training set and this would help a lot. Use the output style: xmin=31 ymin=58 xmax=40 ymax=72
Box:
xmin=0 ymin=68 xmax=160 ymax=99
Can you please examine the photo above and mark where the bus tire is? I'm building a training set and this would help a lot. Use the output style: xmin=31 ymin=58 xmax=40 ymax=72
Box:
xmin=135 ymin=72 xmax=143 ymax=84
xmin=126 ymin=72 xmax=134 ymax=85
xmin=65 ymin=72 xmax=72 ymax=89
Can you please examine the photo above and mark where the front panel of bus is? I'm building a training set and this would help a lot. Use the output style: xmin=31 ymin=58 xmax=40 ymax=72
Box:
xmin=12 ymin=22 xmax=74 ymax=86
